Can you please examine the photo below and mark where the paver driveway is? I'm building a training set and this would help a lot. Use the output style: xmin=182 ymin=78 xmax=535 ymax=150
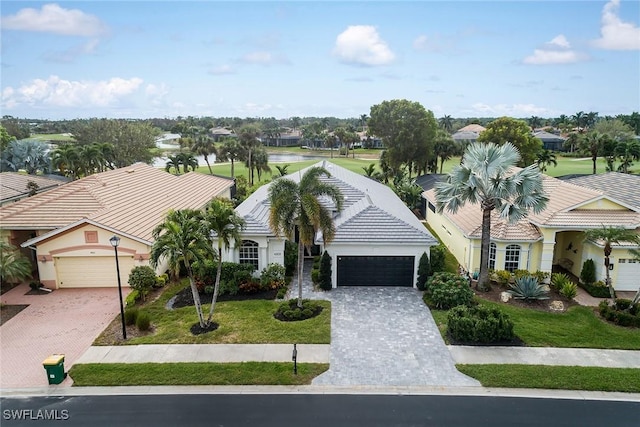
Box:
xmin=1 ymin=283 xmax=126 ymax=388
xmin=309 ymin=286 xmax=480 ymax=387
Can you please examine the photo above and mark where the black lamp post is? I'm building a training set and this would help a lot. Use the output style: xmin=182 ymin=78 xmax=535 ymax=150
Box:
xmin=109 ymin=235 xmax=127 ymax=340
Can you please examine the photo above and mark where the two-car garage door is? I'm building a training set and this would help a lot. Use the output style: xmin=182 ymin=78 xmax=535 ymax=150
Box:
xmin=55 ymin=256 xmax=135 ymax=288
xmin=337 ymin=256 xmax=414 ymax=287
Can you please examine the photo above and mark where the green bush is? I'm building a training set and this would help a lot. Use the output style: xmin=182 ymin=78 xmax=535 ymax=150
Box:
xmin=136 ymin=311 xmax=151 ymax=331
xmin=579 ymin=280 xmax=611 ymax=298
xmin=313 ymin=256 xmax=321 ymax=270
xmin=493 ymin=270 xmax=512 ymax=287
xmin=192 ymin=260 xmax=255 ymax=295
xmin=274 ymin=299 xmax=323 ymax=321
xmin=276 ymin=287 xmax=287 ymax=299
xmin=550 ymin=273 xmax=570 ymax=291
xmin=424 ymin=272 xmax=474 ymax=309
xmin=238 ymin=279 xmax=261 ymax=294
xmin=416 ymin=252 xmax=431 ymax=290
xmin=599 ymin=300 xmax=640 ymax=327
xmin=204 ymin=285 xmax=214 ymax=295
xmin=430 ymin=245 xmax=446 ymax=273
xmin=508 ymin=276 xmax=549 ymax=301
xmin=311 ymin=268 xmax=320 ymax=284
xmin=124 ymin=307 xmax=139 ymax=326
xmin=125 ymin=290 xmax=140 ymax=307
xmin=128 ymin=266 xmax=157 ymax=301
xmin=531 ymin=270 xmax=549 ymax=284
xmin=559 ymin=282 xmax=578 ymax=299
xmin=154 ymin=274 xmax=168 ymax=288
xmin=447 ymin=304 xmax=515 ymax=343
xmin=513 ymin=270 xmax=531 ymax=280
xmin=580 ymin=259 xmax=596 ymax=286
xmin=260 ymin=263 xmax=286 ymax=290
xmin=284 ymin=241 xmax=298 ymax=276
xmin=318 ymin=251 xmax=332 ymax=291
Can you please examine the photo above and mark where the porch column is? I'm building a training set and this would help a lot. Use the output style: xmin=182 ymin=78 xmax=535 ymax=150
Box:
xmin=539 ymin=230 xmax=557 ymax=273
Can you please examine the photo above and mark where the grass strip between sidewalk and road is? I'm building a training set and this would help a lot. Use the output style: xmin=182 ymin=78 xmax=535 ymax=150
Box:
xmin=457 ymin=364 xmax=640 ymax=393
xmin=69 ymin=362 xmax=329 ymax=386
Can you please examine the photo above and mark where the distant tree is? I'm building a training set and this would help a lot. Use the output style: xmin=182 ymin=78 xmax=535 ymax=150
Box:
xmin=572 ymin=111 xmax=587 ymax=131
xmin=219 ymin=137 xmax=242 ymax=178
xmin=618 ymin=112 xmax=640 ymax=135
xmin=238 ymin=125 xmax=261 ymax=185
xmin=528 ymin=116 xmax=542 ymax=130
xmin=563 ymin=132 xmax=581 ymax=153
xmin=360 ymin=114 xmax=368 ymax=132
xmin=578 ymin=131 xmax=608 ymax=174
xmin=0 ymin=124 xmax=15 ymax=152
xmin=165 ymin=155 xmax=181 ymax=175
xmin=433 ymin=129 xmax=457 ymax=174
xmin=613 ymin=140 xmax=640 ymax=173
xmin=251 ymin=146 xmax=271 ymax=182
xmin=191 ymin=136 xmax=217 ymax=175
xmin=0 ymin=118 xmax=30 ymax=140
xmin=51 ymin=144 xmax=81 ymax=178
xmin=439 ymin=115 xmax=453 ymax=133
xmin=291 ymin=117 xmax=302 ymax=132
xmin=536 ymin=149 xmax=557 ymax=173
xmin=477 ymin=117 xmax=542 ymax=167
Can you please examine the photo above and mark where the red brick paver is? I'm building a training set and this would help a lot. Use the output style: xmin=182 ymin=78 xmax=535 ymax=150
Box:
xmin=1 ymin=283 xmax=128 ymax=388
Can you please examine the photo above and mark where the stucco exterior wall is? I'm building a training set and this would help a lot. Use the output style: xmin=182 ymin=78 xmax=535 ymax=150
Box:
xmin=577 ymin=199 xmax=627 ymax=210
xmin=425 ymin=208 xmax=470 ymax=269
xmin=222 ymin=236 xmax=286 ymax=273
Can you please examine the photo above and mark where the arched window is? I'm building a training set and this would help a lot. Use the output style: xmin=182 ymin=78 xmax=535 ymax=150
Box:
xmin=488 ymin=243 xmax=497 ymax=271
xmin=504 ymin=244 xmax=521 ymax=272
xmin=239 ymin=240 xmax=259 ymax=270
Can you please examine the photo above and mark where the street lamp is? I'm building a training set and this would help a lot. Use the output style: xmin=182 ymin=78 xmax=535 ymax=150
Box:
xmin=109 ymin=235 xmax=127 ymax=340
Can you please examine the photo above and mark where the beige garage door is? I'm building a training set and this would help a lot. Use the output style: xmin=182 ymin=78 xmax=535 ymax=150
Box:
xmin=616 ymin=258 xmax=640 ymax=292
xmin=55 ymin=256 xmax=135 ymax=288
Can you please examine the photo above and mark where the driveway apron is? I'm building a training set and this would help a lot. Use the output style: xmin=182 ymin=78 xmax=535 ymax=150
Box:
xmin=310 ymin=287 xmax=480 ymax=387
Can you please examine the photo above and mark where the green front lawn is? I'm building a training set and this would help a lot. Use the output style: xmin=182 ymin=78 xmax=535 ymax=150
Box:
xmin=94 ymin=282 xmax=331 ymax=345
xmin=69 ymin=362 xmax=328 ymax=386
xmin=457 ymin=364 xmax=640 ymax=393
xmin=430 ymin=299 xmax=640 ymax=349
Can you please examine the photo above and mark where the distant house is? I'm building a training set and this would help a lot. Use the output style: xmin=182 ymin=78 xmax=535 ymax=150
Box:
xmin=0 ymin=163 xmax=235 ymax=289
xmin=452 ymin=124 xmax=486 ymax=144
xmin=0 ymin=173 xmax=69 ymax=206
xmin=422 ymin=171 xmax=640 ymax=291
xmin=533 ymin=130 xmax=566 ymax=151
xmin=210 ymin=127 xmax=235 ymax=141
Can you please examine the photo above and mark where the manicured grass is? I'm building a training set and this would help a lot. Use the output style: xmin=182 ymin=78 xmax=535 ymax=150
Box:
xmin=69 ymin=362 xmax=328 ymax=386
xmin=94 ymin=282 xmax=331 ymax=345
xmin=430 ymin=299 xmax=640 ymax=350
xmin=457 ymin=364 xmax=640 ymax=393
xmin=30 ymin=133 xmax=75 ymax=142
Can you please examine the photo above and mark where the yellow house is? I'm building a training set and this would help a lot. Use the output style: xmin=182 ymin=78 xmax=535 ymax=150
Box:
xmin=0 ymin=163 xmax=234 ymax=289
xmin=422 ymin=172 xmax=640 ymax=291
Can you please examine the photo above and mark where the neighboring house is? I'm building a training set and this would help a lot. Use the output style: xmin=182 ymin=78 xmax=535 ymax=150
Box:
xmin=225 ymin=161 xmax=438 ymax=288
xmin=0 ymin=163 xmax=235 ymax=289
xmin=452 ymin=124 xmax=486 ymax=144
xmin=533 ymin=130 xmax=566 ymax=151
xmin=0 ymin=173 xmax=69 ymax=206
xmin=264 ymin=130 xmax=302 ymax=147
xmin=210 ymin=127 xmax=235 ymax=141
xmin=422 ymin=171 xmax=640 ymax=291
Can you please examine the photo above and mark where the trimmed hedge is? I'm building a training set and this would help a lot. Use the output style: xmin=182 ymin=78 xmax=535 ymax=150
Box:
xmin=579 ymin=280 xmax=611 ymax=298
xmin=599 ymin=299 xmax=640 ymax=328
xmin=447 ymin=305 xmax=515 ymax=343
xmin=424 ymin=272 xmax=473 ymax=309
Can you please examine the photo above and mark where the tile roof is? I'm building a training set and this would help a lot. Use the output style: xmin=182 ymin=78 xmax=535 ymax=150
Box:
xmin=235 ymin=161 xmax=437 ymax=245
xmin=0 ymin=163 xmax=234 ymax=243
xmin=565 ymin=172 xmax=640 ymax=211
xmin=0 ymin=173 xmax=69 ymax=204
xmin=457 ymin=124 xmax=486 ymax=133
xmin=423 ymin=169 xmax=640 ymax=241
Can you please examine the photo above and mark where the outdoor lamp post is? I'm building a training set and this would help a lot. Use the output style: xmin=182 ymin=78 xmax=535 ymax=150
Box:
xmin=109 ymin=235 xmax=127 ymax=340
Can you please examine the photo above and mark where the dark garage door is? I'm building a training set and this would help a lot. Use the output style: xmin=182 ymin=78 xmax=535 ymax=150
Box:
xmin=337 ymin=256 xmax=414 ymax=287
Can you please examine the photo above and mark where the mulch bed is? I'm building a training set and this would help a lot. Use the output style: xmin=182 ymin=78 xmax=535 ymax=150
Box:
xmin=190 ymin=322 xmax=219 ymax=335
xmin=472 ymin=282 xmax=578 ymax=313
xmin=170 ymin=286 xmax=278 ymax=309
xmin=1 ymin=304 xmax=29 ymax=324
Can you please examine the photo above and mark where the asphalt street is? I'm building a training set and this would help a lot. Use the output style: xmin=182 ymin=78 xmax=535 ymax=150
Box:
xmin=2 ymin=394 xmax=639 ymax=427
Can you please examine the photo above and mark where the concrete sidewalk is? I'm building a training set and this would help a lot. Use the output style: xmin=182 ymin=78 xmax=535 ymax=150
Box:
xmin=75 ymin=344 xmax=330 ymax=364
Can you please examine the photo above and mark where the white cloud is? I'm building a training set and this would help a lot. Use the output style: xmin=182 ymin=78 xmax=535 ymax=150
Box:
xmin=145 ymin=83 xmax=169 ymax=106
xmin=523 ymin=34 xmax=586 ymax=65
xmin=43 ymin=38 xmax=101 ymax=63
xmin=2 ymin=75 xmax=143 ymax=109
xmin=1 ymin=3 xmax=109 ymax=37
xmin=208 ymin=64 xmax=236 ymax=75
xmin=333 ymin=25 xmax=395 ymax=66
xmin=592 ymin=0 xmax=640 ymax=50
xmin=413 ymin=34 xmax=455 ymax=53
xmin=239 ymin=51 xmax=289 ymax=66
xmin=470 ymin=102 xmax=551 ymax=116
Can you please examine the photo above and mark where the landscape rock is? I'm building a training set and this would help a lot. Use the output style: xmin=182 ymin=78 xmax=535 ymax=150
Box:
xmin=549 ymin=300 xmax=565 ymax=312
xmin=500 ymin=291 xmax=512 ymax=303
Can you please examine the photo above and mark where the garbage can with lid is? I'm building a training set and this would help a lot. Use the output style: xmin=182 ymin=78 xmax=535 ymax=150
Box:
xmin=42 ymin=354 xmax=66 ymax=384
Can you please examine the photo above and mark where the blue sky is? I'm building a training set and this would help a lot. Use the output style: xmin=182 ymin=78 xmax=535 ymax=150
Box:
xmin=1 ymin=1 xmax=639 ymax=120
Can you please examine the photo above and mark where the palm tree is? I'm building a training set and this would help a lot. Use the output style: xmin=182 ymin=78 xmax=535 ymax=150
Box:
xmin=613 ymin=140 xmax=640 ymax=174
xmin=578 ymin=131 xmax=608 ymax=174
xmin=360 ymin=114 xmax=368 ymax=132
xmin=433 ymin=129 xmax=457 ymax=174
xmin=165 ymin=155 xmax=181 ymax=175
xmin=439 ymin=115 xmax=453 ymax=133
xmin=79 ymin=144 xmax=102 ymax=177
xmin=150 ymin=209 xmax=213 ymax=328
xmin=528 ymin=116 xmax=542 ymax=131
xmin=434 ymin=142 xmax=548 ymax=290
xmin=176 ymin=152 xmax=198 ymax=174
xmin=202 ymin=198 xmax=245 ymax=324
xmin=536 ymin=149 xmax=557 ymax=173
xmin=362 ymin=163 xmax=376 ymax=177
xmin=95 ymin=142 xmax=115 ymax=171
xmin=572 ymin=111 xmax=586 ymax=132
xmin=191 ymin=136 xmax=217 ymax=175
xmin=238 ymin=125 xmax=261 ymax=185
xmin=275 ymin=164 xmax=290 ymax=177
xmin=250 ymin=146 xmax=271 ymax=182
xmin=0 ymin=241 xmax=32 ymax=286
xmin=268 ymin=166 xmax=344 ymax=307
xmin=584 ymin=226 xmax=640 ymax=304
xmin=219 ymin=138 xmax=242 ymax=178
xmin=51 ymin=144 xmax=80 ymax=178
xmin=563 ymin=132 xmax=581 ymax=153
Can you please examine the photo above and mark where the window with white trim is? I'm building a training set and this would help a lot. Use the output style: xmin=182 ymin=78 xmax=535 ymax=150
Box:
xmin=488 ymin=242 xmax=497 ymax=270
xmin=504 ymin=244 xmax=521 ymax=272
xmin=239 ymin=240 xmax=259 ymax=271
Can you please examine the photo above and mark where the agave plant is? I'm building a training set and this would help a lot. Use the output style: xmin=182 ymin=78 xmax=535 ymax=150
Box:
xmin=508 ymin=275 xmax=549 ymax=301
xmin=550 ymin=273 xmax=570 ymax=291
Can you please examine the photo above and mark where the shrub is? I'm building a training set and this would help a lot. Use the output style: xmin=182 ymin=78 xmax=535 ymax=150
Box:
xmin=493 ymin=270 xmax=512 ymax=287
xmin=154 ymin=274 xmax=168 ymax=288
xmin=416 ymin=252 xmax=431 ymax=290
xmin=219 ymin=280 xmax=238 ymax=296
xmin=238 ymin=279 xmax=261 ymax=294
xmin=276 ymin=287 xmax=287 ymax=299
xmin=430 ymin=245 xmax=446 ymax=273
xmin=580 ymin=259 xmax=596 ymax=285
xmin=424 ymin=272 xmax=474 ymax=309
xmin=260 ymin=263 xmax=286 ymax=290
xmin=318 ymin=251 xmax=332 ymax=291
xmin=550 ymin=273 xmax=570 ymax=291
xmin=513 ymin=270 xmax=531 ymax=280
xmin=204 ymin=285 xmax=214 ymax=295
xmin=136 ymin=311 xmax=151 ymax=331
xmin=311 ymin=268 xmax=320 ymax=285
xmin=193 ymin=261 xmax=255 ymax=295
xmin=313 ymin=256 xmax=321 ymax=270
xmin=599 ymin=300 xmax=640 ymax=328
xmin=284 ymin=241 xmax=298 ymax=276
xmin=559 ymin=282 xmax=578 ymax=299
xmin=447 ymin=305 xmax=515 ymax=343
xmin=531 ymin=270 xmax=550 ymax=284
xmin=508 ymin=276 xmax=549 ymax=301
xmin=125 ymin=290 xmax=140 ymax=307
xmin=124 ymin=307 xmax=139 ymax=326
xmin=578 ymin=279 xmax=611 ymax=298
xmin=274 ymin=299 xmax=323 ymax=321
xmin=128 ymin=266 xmax=157 ymax=301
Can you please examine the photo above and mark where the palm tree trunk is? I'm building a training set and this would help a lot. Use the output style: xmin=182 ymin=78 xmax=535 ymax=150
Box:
xmin=206 ymin=246 xmax=223 ymax=324
xmin=230 ymin=159 xmax=235 ymax=178
xmin=604 ymin=255 xmax=616 ymax=303
xmin=297 ymin=240 xmax=304 ymax=308
xmin=204 ymin=156 xmax=213 ymax=175
xmin=478 ymin=207 xmax=492 ymax=291
xmin=592 ymin=154 xmax=597 ymax=175
xmin=187 ymin=271 xmax=206 ymax=327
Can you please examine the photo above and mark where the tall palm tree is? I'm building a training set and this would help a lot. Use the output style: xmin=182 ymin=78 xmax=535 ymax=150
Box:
xmin=95 ymin=142 xmax=115 ymax=171
xmin=439 ymin=115 xmax=453 ymax=133
xmin=191 ymin=136 xmax=217 ymax=175
xmin=219 ymin=138 xmax=242 ymax=178
xmin=578 ymin=131 xmax=608 ymax=174
xmin=250 ymin=146 xmax=271 ymax=182
xmin=268 ymin=166 xmax=344 ymax=307
xmin=613 ymin=140 xmax=640 ymax=174
xmin=150 ymin=209 xmax=213 ymax=328
xmin=584 ymin=226 xmax=640 ymax=304
xmin=0 ymin=241 xmax=32 ymax=285
xmin=433 ymin=129 xmax=457 ymax=174
xmin=536 ymin=149 xmax=557 ymax=173
xmin=79 ymin=144 xmax=102 ymax=177
xmin=51 ymin=144 xmax=80 ymax=178
xmin=165 ymin=155 xmax=181 ymax=175
xmin=202 ymin=198 xmax=245 ymax=324
xmin=360 ymin=114 xmax=368 ymax=132
xmin=238 ymin=125 xmax=261 ymax=185
xmin=435 ymin=142 xmax=548 ymax=290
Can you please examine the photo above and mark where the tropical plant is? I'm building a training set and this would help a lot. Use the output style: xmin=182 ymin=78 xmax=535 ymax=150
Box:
xmin=580 ymin=259 xmax=596 ymax=286
xmin=424 ymin=272 xmax=474 ymax=309
xmin=536 ymin=149 xmax=557 ymax=173
xmin=268 ymin=166 xmax=344 ymax=308
xmin=1 ymin=139 xmax=51 ymax=175
xmin=416 ymin=252 xmax=431 ymax=290
xmin=238 ymin=125 xmax=261 ymax=185
xmin=275 ymin=164 xmax=290 ymax=177
xmin=318 ymin=250 xmax=332 ymax=291
xmin=439 ymin=115 xmax=453 ymax=133
xmin=191 ymin=136 xmax=217 ymax=175
xmin=434 ymin=142 xmax=548 ymax=290
xmin=362 ymin=163 xmax=377 ymax=177
xmin=447 ymin=305 xmax=514 ymax=344
xmin=584 ymin=226 xmax=640 ymax=303
xmin=218 ymin=137 xmax=242 ymax=178
xmin=550 ymin=272 xmax=571 ymax=291
xmin=150 ymin=209 xmax=213 ymax=328
xmin=201 ymin=198 xmax=245 ymax=324
xmin=127 ymin=266 xmax=157 ymax=302
xmin=0 ymin=241 xmax=32 ymax=285
xmin=578 ymin=131 xmax=609 ymax=174
xmin=508 ymin=276 xmax=549 ymax=301
xmin=559 ymin=282 xmax=578 ymax=299
xmin=433 ymin=129 xmax=458 ymax=174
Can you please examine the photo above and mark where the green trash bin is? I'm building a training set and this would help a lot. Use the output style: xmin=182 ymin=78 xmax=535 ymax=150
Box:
xmin=43 ymin=354 xmax=66 ymax=385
